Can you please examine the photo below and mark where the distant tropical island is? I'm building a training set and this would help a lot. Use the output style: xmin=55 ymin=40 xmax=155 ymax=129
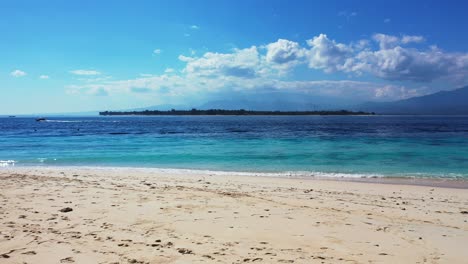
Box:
xmin=99 ymin=109 xmax=375 ymax=116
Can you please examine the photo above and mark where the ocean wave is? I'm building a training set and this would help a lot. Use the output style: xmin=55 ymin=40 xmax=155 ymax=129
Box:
xmin=145 ymin=168 xmax=386 ymax=179
xmin=39 ymin=166 xmax=386 ymax=179
xmin=0 ymin=160 xmax=16 ymax=167
xmin=37 ymin=158 xmax=58 ymax=163
xmin=3 ymin=164 xmax=467 ymax=179
xmin=90 ymin=167 xmax=468 ymax=179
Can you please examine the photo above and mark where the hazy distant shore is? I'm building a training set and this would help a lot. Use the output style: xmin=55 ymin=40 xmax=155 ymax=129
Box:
xmin=99 ymin=109 xmax=374 ymax=116
xmin=1 ymin=166 xmax=467 ymax=263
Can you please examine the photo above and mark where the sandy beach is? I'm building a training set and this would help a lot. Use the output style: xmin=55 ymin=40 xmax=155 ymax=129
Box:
xmin=1 ymin=167 xmax=467 ymax=264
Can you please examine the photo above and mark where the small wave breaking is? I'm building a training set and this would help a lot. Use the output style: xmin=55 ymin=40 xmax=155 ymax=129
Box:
xmin=54 ymin=166 xmax=385 ymax=179
xmin=0 ymin=160 xmax=16 ymax=167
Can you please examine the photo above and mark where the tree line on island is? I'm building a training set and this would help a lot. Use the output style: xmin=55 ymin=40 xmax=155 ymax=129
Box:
xmin=99 ymin=109 xmax=375 ymax=116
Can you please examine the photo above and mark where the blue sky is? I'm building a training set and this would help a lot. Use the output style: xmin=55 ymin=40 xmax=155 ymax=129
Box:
xmin=2 ymin=0 xmax=468 ymax=114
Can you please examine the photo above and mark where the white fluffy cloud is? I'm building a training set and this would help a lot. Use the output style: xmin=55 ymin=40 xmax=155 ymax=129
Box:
xmin=352 ymin=46 xmax=457 ymax=82
xmin=265 ymin=39 xmax=306 ymax=68
xmin=302 ymin=33 xmax=466 ymax=83
xmin=306 ymin=34 xmax=353 ymax=73
xmin=153 ymin=49 xmax=162 ymax=55
xmin=181 ymin=46 xmax=262 ymax=78
xmin=39 ymin=75 xmax=49 ymax=79
xmin=67 ymin=32 xmax=468 ymax=102
xmin=401 ymin=35 xmax=425 ymax=44
xmin=373 ymin=33 xmax=425 ymax=49
xmin=10 ymin=70 xmax=26 ymax=77
xmin=70 ymin=69 xmax=101 ymax=76
xmin=372 ymin=34 xmax=400 ymax=50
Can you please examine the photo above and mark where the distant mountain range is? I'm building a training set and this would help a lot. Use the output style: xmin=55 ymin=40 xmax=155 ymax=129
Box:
xmin=198 ymin=98 xmax=345 ymax=111
xmin=358 ymin=86 xmax=468 ymax=115
xmin=137 ymin=86 xmax=468 ymax=115
xmin=140 ymin=93 xmax=353 ymax=112
xmin=13 ymin=86 xmax=467 ymax=116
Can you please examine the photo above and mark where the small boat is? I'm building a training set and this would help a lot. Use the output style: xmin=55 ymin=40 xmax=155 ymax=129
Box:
xmin=36 ymin=118 xmax=47 ymax=122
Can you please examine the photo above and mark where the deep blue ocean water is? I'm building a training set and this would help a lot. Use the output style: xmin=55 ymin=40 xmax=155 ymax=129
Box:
xmin=1 ymin=115 xmax=468 ymax=178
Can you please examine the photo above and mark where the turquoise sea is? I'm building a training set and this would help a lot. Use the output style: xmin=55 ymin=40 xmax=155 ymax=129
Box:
xmin=1 ymin=115 xmax=468 ymax=179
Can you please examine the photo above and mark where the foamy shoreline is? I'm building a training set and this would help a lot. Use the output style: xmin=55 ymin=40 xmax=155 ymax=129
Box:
xmin=3 ymin=165 xmax=468 ymax=189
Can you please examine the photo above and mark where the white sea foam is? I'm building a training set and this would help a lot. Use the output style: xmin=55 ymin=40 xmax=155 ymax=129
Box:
xmin=35 ymin=165 xmax=384 ymax=179
xmin=146 ymin=169 xmax=466 ymax=179
xmin=130 ymin=168 xmax=465 ymax=179
xmin=161 ymin=168 xmax=385 ymax=179
xmin=4 ymin=164 xmax=466 ymax=179
xmin=0 ymin=160 xmax=16 ymax=167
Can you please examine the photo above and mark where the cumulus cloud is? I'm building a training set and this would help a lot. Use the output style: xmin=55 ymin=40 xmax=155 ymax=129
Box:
xmin=306 ymin=34 xmax=353 ymax=73
xmin=10 ymin=70 xmax=26 ymax=77
xmin=67 ymin=32 xmax=468 ymax=101
xmin=353 ymin=43 xmax=455 ymax=82
xmin=39 ymin=75 xmax=49 ymax=79
xmin=265 ymin=39 xmax=306 ymax=69
xmin=190 ymin=25 xmax=199 ymax=30
xmin=373 ymin=34 xmax=425 ymax=49
xmin=178 ymin=55 xmax=193 ymax=62
xmin=352 ymin=45 xmax=463 ymax=82
xmin=70 ymin=69 xmax=101 ymax=75
xmin=153 ymin=49 xmax=162 ymax=55
xmin=401 ymin=35 xmax=425 ymax=44
xmin=302 ymin=33 xmax=467 ymax=83
xmin=373 ymin=34 xmax=400 ymax=50
xmin=181 ymin=46 xmax=262 ymax=78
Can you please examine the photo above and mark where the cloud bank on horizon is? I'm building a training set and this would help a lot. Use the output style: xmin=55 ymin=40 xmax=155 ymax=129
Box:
xmin=1 ymin=0 xmax=468 ymax=114
xmin=68 ymin=33 xmax=467 ymax=103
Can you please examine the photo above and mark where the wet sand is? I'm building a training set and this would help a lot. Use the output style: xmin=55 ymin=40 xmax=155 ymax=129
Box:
xmin=1 ymin=167 xmax=467 ymax=263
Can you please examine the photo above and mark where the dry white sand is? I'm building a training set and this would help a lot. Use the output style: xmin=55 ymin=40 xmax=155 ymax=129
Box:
xmin=1 ymin=167 xmax=467 ymax=263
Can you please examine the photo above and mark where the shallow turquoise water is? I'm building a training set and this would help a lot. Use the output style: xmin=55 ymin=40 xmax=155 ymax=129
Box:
xmin=1 ymin=116 xmax=468 ymax=178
